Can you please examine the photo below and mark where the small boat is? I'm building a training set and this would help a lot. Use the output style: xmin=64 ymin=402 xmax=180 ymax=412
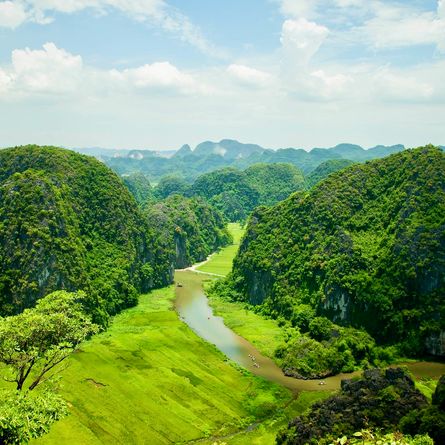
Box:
xmin=176 ymin=283 xmax=183 ymax=287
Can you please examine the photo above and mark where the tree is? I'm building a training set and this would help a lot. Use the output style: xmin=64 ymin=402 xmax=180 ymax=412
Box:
xmin=0 ymin=389 xmax=67 ymax=444
xmin=0 ymin=291 xmax=98 ymax=391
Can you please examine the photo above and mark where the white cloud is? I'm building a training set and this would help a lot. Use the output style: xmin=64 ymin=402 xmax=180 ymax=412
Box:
xmin=11 ymin=42 xmax=83 ymax=93
xmin=0 ymin=68 xmax=12 ymax=92
xmin=281 ymin=18 xmax=329 ymax=65
xmin=310 ymin=69 xmax=353 ymax=97
xmin=364 ymin=14 xmax=445 ymax=52
xmin=110 ymin=61 xmax=198 ymax=93
xmin=355 ymin=1 xmax=445 ymax=52
xmin=372 ymin=68 xmax=434 ymax=101
xmin=0 ymin=1 xmax=27 ymax=28
xmin=278 ymin=0 xmax=319 ymax=18
xmin=0 ymin=42 xmax=208 ymax=98
xmin=227 ymin=64 xmax=272 ymax=88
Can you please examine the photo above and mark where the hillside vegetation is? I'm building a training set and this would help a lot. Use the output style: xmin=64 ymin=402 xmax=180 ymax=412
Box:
xmin=190 ymin=163 xmax=305 ymax=221
xmin=224 ymin=146 xmax=444 ymax=359
xmin=0 ymin=146 xmax=172 ymax=323
xmin=145 ymin=194 xmax=232 ymax=268
xmin=306 ymin=159 xmax=355 ymax=188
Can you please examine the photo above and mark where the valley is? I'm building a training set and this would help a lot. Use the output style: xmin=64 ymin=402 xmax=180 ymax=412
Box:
xmin=0 ymin=144 xmax=444 ymax=444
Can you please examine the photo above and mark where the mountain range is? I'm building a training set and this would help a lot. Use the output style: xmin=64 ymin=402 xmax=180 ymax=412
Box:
xmin=73 ymin=139 xmax=410 ymax=181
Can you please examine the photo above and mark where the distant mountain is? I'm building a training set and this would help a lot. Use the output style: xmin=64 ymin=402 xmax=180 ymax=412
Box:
xmin=173 ymin=144 xmax=193 ymax=158
xmin=71 ymin=140 xmax=406 ymax=181
xmin=74 ymin=147 xmax=176 ymax=159
xmin=193 ymin=139 xmax=265 ymax=160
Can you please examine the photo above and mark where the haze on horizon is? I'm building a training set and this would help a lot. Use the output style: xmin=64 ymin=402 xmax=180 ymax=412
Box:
xmin=0 ymin=0 xmax=444 ymax=150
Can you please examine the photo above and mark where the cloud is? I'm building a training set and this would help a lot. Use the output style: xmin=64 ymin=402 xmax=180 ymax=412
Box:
xmin=0 ymin=1 xmax=27 ymax=28
xmin=0 ymin=68 xmax=12 ymax=92
xmin=372 ymin=68 xmax=434 ymax=102
xmin=0 ymin=42 xmax=207 ymax=98
xmin=227 ymin=64 xmax=273 ymax=88
xmin=278 ymin=0 xmax=319 ymax=18
xmin=11 ymin=42 xmax=83 ymax=93
xmin=280 ymin=18 xmax=329 ymax=65
xmin=310 ymin=69 xmax=353 ymax=97
xmin=359 ymin=3 xmax=445 ymax=52
xmin=110 ymin=61 xmax=199 ymax=94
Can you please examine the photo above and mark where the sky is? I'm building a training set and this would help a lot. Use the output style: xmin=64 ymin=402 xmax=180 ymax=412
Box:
xmin=0 ymin=0 xmax=444 ymax=150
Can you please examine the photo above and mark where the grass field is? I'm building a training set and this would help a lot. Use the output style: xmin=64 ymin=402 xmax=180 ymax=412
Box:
xmin=33 ymin=286 xmax=293 ymax=445
xmin=208 ymin=296 xmax=286 ymax=359
xmin=197 ymin=223 xmax=244 ymax=276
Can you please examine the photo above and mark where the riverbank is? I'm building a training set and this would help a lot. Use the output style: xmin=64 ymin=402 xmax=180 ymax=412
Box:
xmin=196 ymin=223 xmax=244 ymax=276
xmin=33 ymin=286 xmax=297 ymax=444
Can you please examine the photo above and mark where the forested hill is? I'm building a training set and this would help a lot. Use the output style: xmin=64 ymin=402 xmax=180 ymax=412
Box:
xmin=189 ymin=163 xmax=305 ymax=221
xmin=145 ymin=195 xmax=231 ymax=268
xmin=229 ymin=146 xmax=445 ymax=356
xmin=0 ymin=146 xmax=173 ymax=323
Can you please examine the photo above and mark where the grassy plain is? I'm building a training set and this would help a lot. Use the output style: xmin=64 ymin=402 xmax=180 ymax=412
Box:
xmin=208 ymin=296 xmax=285 ymax=359
xmin=197 ymin=222 xmax=244 ymax=276
xmin=33 ymin=286 xmax=292 ymax=445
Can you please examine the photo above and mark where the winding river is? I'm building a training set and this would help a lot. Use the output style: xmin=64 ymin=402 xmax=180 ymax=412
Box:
xmin=175 ymin=270 xmax=445 ymax=393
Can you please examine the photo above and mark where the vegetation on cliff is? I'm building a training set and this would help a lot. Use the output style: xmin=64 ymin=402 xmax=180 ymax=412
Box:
xmin=145 ymin=194 xmax=232 ymax=268
xmin=306 ymin=159 xmax=355 ymax=188
xmin=0 ymin=145 xmax=173 ymax=323
xmin=276 ymin=368 xmax=429 ymax=445
xmin=226 ymin=146 xmax=444 ymax=358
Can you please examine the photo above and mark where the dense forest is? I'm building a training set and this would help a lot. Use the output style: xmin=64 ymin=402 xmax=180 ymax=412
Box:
xmin=213 ymin=146 xmax=444 ymax=377
xmin=145 ymin=194 xmax=231 ymax=268
xmin=0 ymin=146 xmax=173 ymax=324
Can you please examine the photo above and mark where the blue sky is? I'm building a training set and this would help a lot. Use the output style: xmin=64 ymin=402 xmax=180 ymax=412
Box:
xmin=0 ymin=0 xmax=444 ymax=150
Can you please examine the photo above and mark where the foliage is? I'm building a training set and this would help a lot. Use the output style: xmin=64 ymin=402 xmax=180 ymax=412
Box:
xmin=0 ymin=291 xmax=98 ymax=391
xmin=400 ymin=374 xmax=445 ymax=444
xmin=306 ymin=159 xmax=355 ymax=188
xmin=122 ymin=172 xmax=154 ymax=206
xmin=0 ymin=389 xmax=67 ymax=444
xmin=244 ymin=163 xmax=305 ymax=206
xmin=154 ymin=174 xmax=190 ymax=200
xmin=190 ymin=168 xmax=260 ymax=221
xmin=145 ymin=194 xmax=231 ymax=268
xmin=228 ymin=147 xmax=445 ymax=355
xmin=189 ymin=163 xmax=305 ymax=221
xmin=276 ymin=368 xmax=428 ymax=445
xmin=0 ymin=145 xmax=173 ymax=323
xmin=330 ymin=430 xmax=433 ymax=445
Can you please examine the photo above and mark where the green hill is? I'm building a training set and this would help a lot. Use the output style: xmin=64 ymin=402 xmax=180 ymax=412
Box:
xmin=0 ymin=145 xmax=172 ymax=323
xmin=145 ymin=194 xmax=232 ymax=268
xmin=228 ymin=146 xmax=445 ymax=356
xmin=306 ymin=159 xmax=355 ymax=188
xmin=190 ymin=163 xmax=305 ymax=221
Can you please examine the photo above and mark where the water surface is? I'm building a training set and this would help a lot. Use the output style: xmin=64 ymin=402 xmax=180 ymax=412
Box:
xmin=175 ymin=270 xmax=445 ymax=393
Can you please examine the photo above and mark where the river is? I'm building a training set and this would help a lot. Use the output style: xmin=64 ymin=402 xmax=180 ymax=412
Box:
xmin=175 ymin=270 xmax=445 ymax=394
